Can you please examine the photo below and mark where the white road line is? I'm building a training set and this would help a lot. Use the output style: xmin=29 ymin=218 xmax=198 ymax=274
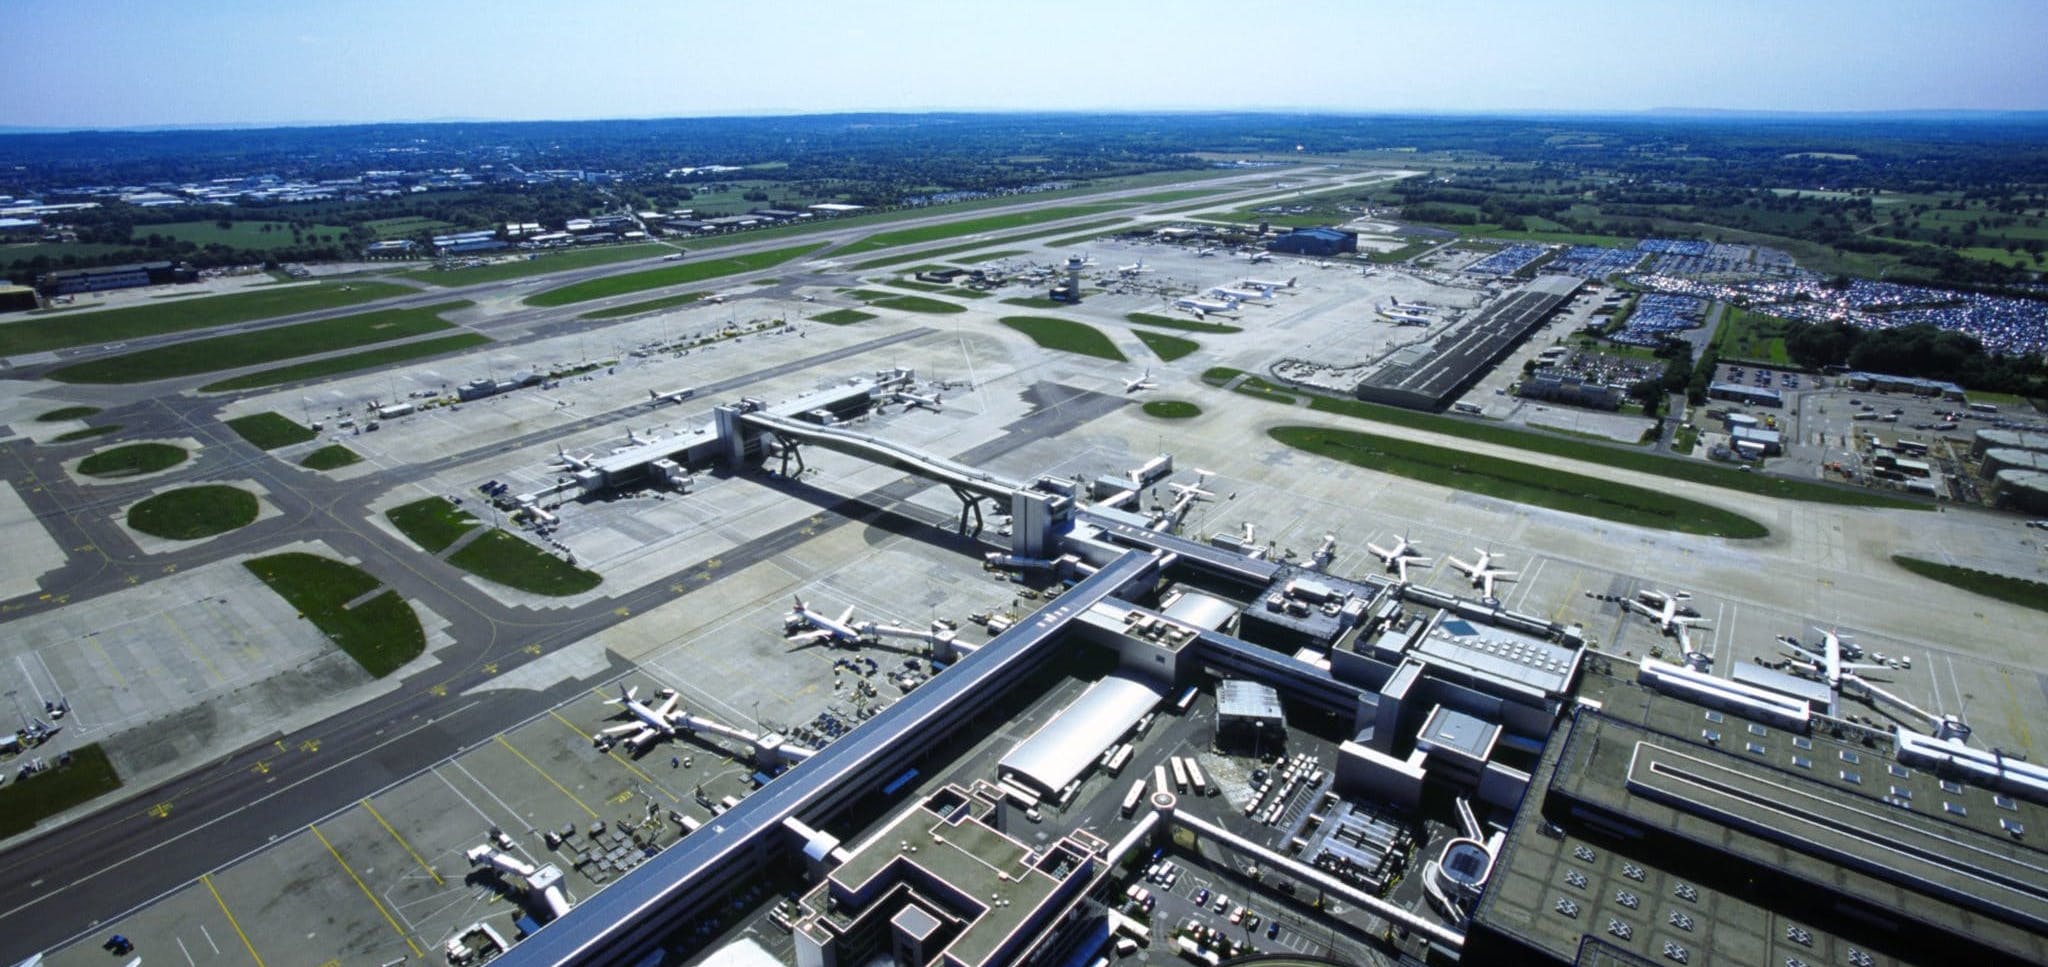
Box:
xmin=449 ymin=760 xmax=529 ymax=832
xmin=1946 ymin=655 xmax=1969 ymax=718
xmin=176 ymin=935 xmax=195 ymax=966
xmin=200 ymin=925 xmax=219 ymax=954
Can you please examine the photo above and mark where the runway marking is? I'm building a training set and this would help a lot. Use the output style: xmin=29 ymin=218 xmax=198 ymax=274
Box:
xmin=1927 ymin=655 xmax=1947 ymax=717
xmin=200 ymin=924 xmax=219 ymax=954
xmin=176 ymin=935 xmax=194 ymax=966
xmin=2000 ymin=670 xmax=2034 ymax=752
xmin=162 ymin=612 xmax=224 ymax=684
xmin=362 ymin=797 xmax=443 ymax=885
xmin=431 ymin=766 xmax=500 ymax=825
xmin=311 ymin=823 xmax=424 ymax=958
xmin=201 ymin=873 xmax=264 ymax=967
xmin=495 ymin=734 xmax=599 ymax=818
xmin=86 ymin=635 xmax=127 ymax=688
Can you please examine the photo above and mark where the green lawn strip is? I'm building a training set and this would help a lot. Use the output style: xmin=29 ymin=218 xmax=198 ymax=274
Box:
xmin=0 ymin=743 xmax=121 ymax=838
xmin=243 ymin=552 xmax=423 ymax=677
xmin=1891 ymin=556 xmax=2048 ymax=613
xmin=940 ymin=288 xmax=991 ymax=299
xmin=859 ymin=294 xmax=965 ymax=314
xmin=406 ymin=243 xmax=674 ymax=287
xmin=225 ymin=412 xmax=317 ymax=450
xmin=200 ymin=333 xmax=491 ymax=392
xmin=1125 ymin=189 xmax=1227 ymax=203
xmin=386 ymin=496 xmax=482 ymax=553
xmin=35 ymin=406 xmax=101 ymax=422
xmin=446 ymin=529 xmax=602 ymax=596
xmin=835 ymin=204 xmax=1132 ymax=256
xmin=1142 ymin=400 xmax=1202 ymax=419
xmin=51 ymin=302 xmax=471 ymax=384
xmin=525 ymin=243 xmax=825 ymax=307
xmin=1133 ymin=330 xmax=1199 ymax=362
xmin=77 ymin=442 xmax=187 ymax=478
xmin=1001 ymin=296 xmax=1065 ymax=309
xmin=1124 ymin=312 xmax=1243 ymax=334
xmin=127 ymin=485 xmax=258 ymax=539
xmin=299 ymin=444 xmax=362 ymax=470
xmin=1044 ymin=223 xmax=1138 ymax=247
xmin=577 ymin=292 xmax=708 ymax=320
xmin=845 ymin=220 xmax=1126 ymax=271
xmin=0 ymin=281 xmax=411 ymax=356
xmin=1711 ymin=306 xmax=1796 ymax=365
xmin=1272 ymin=425 xmax=1768 ymax=538
xmin=52 ymin=425 xmax=121 ymax=442
xmin=811 ymin=309 xmax=878 ymax=325
xmin=881 ymin=279 xmax=949 ymax=292
xmin=996 ymin=316 xmax=1127 ymax=361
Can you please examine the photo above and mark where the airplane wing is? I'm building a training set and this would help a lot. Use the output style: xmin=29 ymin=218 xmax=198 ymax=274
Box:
xmin=837 ymin=606 xmax=855 ymax=627
xmin=655 ymin=694 xmax=680 ymax=719
xmin=601 ymin=723 xmax=645 ymax=737
xmin=789 ymin=628 xmax=832 ymax=643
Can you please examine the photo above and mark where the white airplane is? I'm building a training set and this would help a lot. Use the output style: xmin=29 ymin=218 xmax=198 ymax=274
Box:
xmin=785 ymin=595 xmax=870 ymax=646
xmin=1243 ymin=277 xmax=1297 ymax=290
xmin=1124 ymin=368 xmax=1157 ymax=393
xmin=1210 ymin=285 xmax=1273 ymax=303
xmin=597 ymin=684 xmax=681 ymax=751
xmin=647 ymin=387 xmax=695 ymax=407
xmin=1245 ymin=251 xmax=1273 ymax=264
xmin=1627 ymin=589 xmax=1709 ymax=638
xmin=1309 ymin=532 xmax=1337 ymax=570
xmin=552 ymin=446 xmax=596 ymax=472
xmin=893 ymin=390 xmax=943 ymax=413
xmin=1155 ymin=470 xmax=1215 ymax=532
xmin=1172 ymin=295 xmax=1240 ymax=318
xmin=1366 ymin=535 xmax=1430 ymax=583
xmin=1194 ymin=245 xmax=1219 ymax=257
xmin=1778 ymin=628 xmax=1885 ymax=690
xmin=1116 ymin=259 xmax=1150 ymax=277
xmin=1446 ymin=548 xmax=1517 ymax=600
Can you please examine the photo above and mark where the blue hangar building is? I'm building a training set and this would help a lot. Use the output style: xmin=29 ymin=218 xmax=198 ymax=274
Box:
xmin=1265 ymin=227 xmax=1358 ymax=257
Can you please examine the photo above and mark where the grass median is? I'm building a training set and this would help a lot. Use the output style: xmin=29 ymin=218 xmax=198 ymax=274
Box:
xmin=1891 ymin=555 xmax=2048 ymax=613
xmin=78 ymin=442 xmax=187 ymax=478
xmin=299 ymin=445 xmax=362 ymax=470
xmin=578 ymin=291 xmax=707 ymax=320
xmin=1272 ymin=425 xmax=1769 ymax=538
xmin=0 ymin=743 xmax=121 ymax=838
xmin=226 ymin=411 xmax=317 ymax=449
xmin=1134 ymin=330 xmax=1199 ymax=361
xmin=1125 ymin=312 xmax=1243 ymax=334
xmin=244 ymin=552 xmax=423 ymax=677
xmin=202 ymin=332 xmax=491 ymax=392
xmin=35 ymin=406 xmax=101 ymax=422
xmin=525 ymin=242 xmax=825 ymax=307
xmin=811 ymin=308 xmax=877 ymax=325
xmin=835 ymin=204 xmax=1130 ymax=257
xmin=408 ymin=243 xmax=672 ymax=287
xmin=997 ymin=316 xmax=1127 ymax=361
xmin=1143 ymin=400 xmax=1202 ymax=419
xmin=387 ymin=496 xmax=481 ymax=552
xmin=0 ymin=281 xmax=410 ymax=356
xmin=51 ymin=302 xmax=471 ymax=384
xmin=389 ymin=497 xmax=602 ymax=595
xmin=127 ymin=485 xmax=259 ymax=540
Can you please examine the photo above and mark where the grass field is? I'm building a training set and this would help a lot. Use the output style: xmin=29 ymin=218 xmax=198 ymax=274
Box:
xmin=49 ymin=301 xmax=470 ymax=384
xmin=834 ymin=204 xmax=1132 ymax=256
xmin=225 ymin=412 xmax=317 ymax=450
xmin=1891 ymin=556 xmax=2048 ymax=613
xmin=51 ymin=425 xmax=122 ymax=442
xmin=525 ymin=243 xmax=824 ymax=306
xmin=127 ymin=485 xmax=259 ymax=540
xmin=1124 ymin=312 xmax=1243 ymax=334
xmin=1043 ymin=222 xmax=1136 ymax=247
xmin=1126 ymin=189 xmax=1228 ymax=203
xmin=409 ymin=243 xmax=673 ymax=287
xmin=244 ymin=552 xmax=423 ymax=677
xmin=77 ymin=442 xmax=187 ymax=478
xmin=447 ymin=530 xmax=603 ymax=596
xmin=386 ymin=497 xmax=482 ymax=553
xmin=362 ymin=215 xmax=461 ymax=238
xmin=882 ymin=278 xmax=949 ymax=292
xmin=35 ymin=406 xmax=101 ymax=422
xmin=845 ymin=220 xmax=1127 ymax=271
xmin=997 ymin=316 xmax=1127 ymax=361
xmin=0 ymin=743 xmax=121 ymax=838
xmin=853 ymin=292 xmax=965 ymax=314
xmin=201 ymin=332 xmax=490 ymax=392
xmin=1001 ymin=296 xmax=1065 ymax=309
xmin=1134 ymin=330 xmax=1199 ymax=361
xmin=578 ymin=291 xmax=707 ymax=320
xmin=299 ymin=444 xmax=362 ymax=470
xmin=811 ymin=308 xmax=878 ymax=325
xmin=1712 ymin=306 xmax=1796 ymax=365
xmin=1272 ymin=425 xmax=1768 ymax=538
xmin=1142 ymin=400 xmax=1202 ymax=419
xmin=148 ymin=220 xmax=351 ymax=250
xmin=0 ymin=281 xmax=411 ymax=357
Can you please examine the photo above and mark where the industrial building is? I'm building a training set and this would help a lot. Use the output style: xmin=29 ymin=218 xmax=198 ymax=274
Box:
xmin=1265 ymin=227 xmax=1357 ymax=257
xmin=0 ymin=283 xmax=38 ymax=313
xmin=1971 ymin=428 xmax=2048 ymax=460
xmin=1706 ymin=380 xmax=1783 ymax=408
xmin=1353 ymin=275 xmax=1581 ymax=411
xmin=1515 ymin=372 xmax=1621 ymax=410
xmin=1845 ymin=371 xmax=1967 ymax=399
xmin=35 ymin=260 xmax=195 ymax=295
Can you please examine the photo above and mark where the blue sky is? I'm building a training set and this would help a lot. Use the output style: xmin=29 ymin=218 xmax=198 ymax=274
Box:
xmin=5 ymin=0 xmax=2045 ymax=128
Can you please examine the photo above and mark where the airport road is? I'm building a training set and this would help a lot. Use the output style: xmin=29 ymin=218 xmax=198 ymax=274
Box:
xmin=0 ymin=379 xmax=1127 ymax=963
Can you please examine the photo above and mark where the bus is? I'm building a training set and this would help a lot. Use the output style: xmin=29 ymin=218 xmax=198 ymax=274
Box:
xmin=1173 ymin=686 xmax=1198 ymax=714
xmin=1154 ymin=764 xmax=1171 ymax=799
xmin=1969 ymin=402 xmax=1999 ymax=414
xmin=1185 ymin=758 xmax=1208 ymax=798
xmin=1121 ymin=779 xmax=1147 ymax=817
xmin=1105 ymin=744 xmax=1134 ymax=777
xmin=1169 ymin=757 xmax=1190 ymax=793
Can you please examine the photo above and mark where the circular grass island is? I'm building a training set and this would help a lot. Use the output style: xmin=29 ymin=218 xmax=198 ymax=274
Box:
xmin=1141 ymin=399 xmax=1202 ymax=420
xmin=78 ymin=442 xmax=188 ymax=478
xmin=127 ymin=485 xmax=259 ymax=540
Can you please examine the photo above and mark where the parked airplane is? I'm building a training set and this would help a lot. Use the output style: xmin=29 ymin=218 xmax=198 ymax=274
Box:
xmin=1210 ymin=285 xmax=1273 ymax=303
xmin=892 ymin=390 xmax=944 ymax=413
xmin=786 ymin=595 xmax=870 ymax=646
xmin=552 ymin=446 xmax=596 ymax=472
xmin=1125 ymin=368 xmax=1158 ymax=393
xmin=1245 ymin=251 xmax=1273 ymax=264
xmin=597 ymin=684 xmax=681 ymax=751
xmin=1778 ymin=627 xmax=1885 ymax=690
xmin=1627 ymin=589 xmax=1708 ymax=637
xmin=1172 ymin=295 xmax=1240 ymax=318
xmin=1193 ymin=245 xmax=1219 ymax=257
xmin=1116 ymin=259 xmax=1150 ymax=276
xmin=647 ymin=387 xmax=695 ymax=407
xmin=1154 ymin=470 xmax=1215 ymax=532
xmin=1366 ymin=535 xmax=1430 ymax=583
xmin=1446 ymin=548 xmax=1517 ymax=600
xmin=1243 ymin=277 xmax=1297 ymax=291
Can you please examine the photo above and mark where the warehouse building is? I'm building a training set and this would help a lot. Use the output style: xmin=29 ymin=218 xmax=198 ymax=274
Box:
xmin=1265 ymin=227 xmax=1357 ymax=257
xmin=35 ymin=261 xmax=195 ymax=295
xmin=1706 ymin=380 xmax=1783 ymax=408
xmin=1354 ymin=275 xmax=1581 ymax=410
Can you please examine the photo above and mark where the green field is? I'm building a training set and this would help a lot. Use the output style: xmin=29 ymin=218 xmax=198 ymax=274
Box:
xmin=835 ymin=204 xmax=1131 ymax=256
xmin=1142 ymin=400 xmax=1202 ymax=419
xmin=1126 ymin=189 xmax=1228 ymax=203
xmin=244 ymin=553 xmax=423 ymax=677
xmin=387 ymin=497 xmax=482 ymax=552
xmin=77 ymin=442 xmax=187 ymax=478
xmin=35 ymin=406 xmax=101 ymax=422
xmin=1273 ymin=425 xmax=1768 ymax=538
xmin=853 ymin=292 xmax=965 ymax=314
xmin=149 ymin=220 xmax=351 ymax=250
xmin=811 ymin=308 xmax=878 ymax=325
xmin=845 ymin=220 xmax=1127 ymax=271
xmin=997 ymin=316 xmax=1127 ymax=361
xmin=1124 ymin=312 xmax=1243 ymax=334
xmin=1001 ymin=296 xmax=1065 ymax=309
xmin=447 ymin=530 xmax=603 ymax=596
xmin=578 ymin=291 xmax=708 ymax=320
xmin=1711 ymin=306 xmax=1796 ymax=365
xmin=299 ymin=444 xmax=362 ymax=470
xmin=201 ymin=332 xmax=490 ymax=392
xmin=525 ymin=243 xmax=825 ymax=306
xmin=0 ymin=281 xmax=411 ymax=357
xmin=127 ymin=485 xmax=259 ymax=540
xmin=51 ymin=425 xmax=122 ymax=442
xmin=1044 ymin=222 xmax=1137 ymax=247
xmin=1134 ymin=330 xmax=1199 ymax=362
xmin=362 ymin=215 xmax=460 ymax=239
xmin=0 ymin=743 xmax=121 ymax=839
xmin=49 ymin=301 xmax=469 ymax=384
xmin=1891 ymin=556 xmax=2048 ymax=613
xmin=409 ymin=243 xmax=674 ymax=286
xmin=882 ymin=278 xmax=949 ymax=292
xmin=225 ymin=412 xmax=318 ymax=450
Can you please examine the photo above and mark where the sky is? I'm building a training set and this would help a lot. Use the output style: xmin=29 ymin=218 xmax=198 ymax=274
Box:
xmin=4 ymin=0 xmax=2046 ymax=129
